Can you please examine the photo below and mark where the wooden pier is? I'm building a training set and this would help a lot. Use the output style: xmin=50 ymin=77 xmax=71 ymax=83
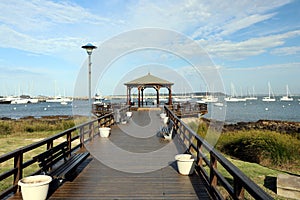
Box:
xmin=1 ymin=106 xmax=272 ymax=200
xmin=50 ymin=109 xmax=211 ymax=199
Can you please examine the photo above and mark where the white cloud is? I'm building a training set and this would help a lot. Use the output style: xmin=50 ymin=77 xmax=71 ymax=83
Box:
xmin=223 ymin=62 xmax=300 ymax=71
xmin=219 ymin=13 xmax=276 ymax=36
xmin=191 ymin=0 xmax=292 ymax=39
xmin=202 ymin=30 xmax=300 ymax=60
xmin=271 ymin=46 xmax=300 ymax=56
xmin=0 ymin=0 xmax=110 ymax=32
xmin=0 ymin=25 xmax=83 ymax=54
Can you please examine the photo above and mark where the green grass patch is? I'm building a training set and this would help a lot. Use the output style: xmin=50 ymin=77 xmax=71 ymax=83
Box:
xmin=0 ymin=117 xmax=85 ymax=193
xmin=187 ymin=119 xmax=300 ymax=199
xmin=217 ymin=130 xmax=300 ymax=171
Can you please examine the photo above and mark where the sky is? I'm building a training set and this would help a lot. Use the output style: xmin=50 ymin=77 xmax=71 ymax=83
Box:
xmin=0 ymin=0 xmax=300 ymax=97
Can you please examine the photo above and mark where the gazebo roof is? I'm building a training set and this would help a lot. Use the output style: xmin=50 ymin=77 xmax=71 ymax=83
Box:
xmin=124 ymin=73 xmax=173 ymax=86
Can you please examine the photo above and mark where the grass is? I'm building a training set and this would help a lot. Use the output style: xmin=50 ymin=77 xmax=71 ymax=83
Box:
xmin=0 ymin=117 xmax=87 ymax=193
xmin=187 ymin=119 xmax=300 ymax=199
xmin=216 ymin=156 xmax=289 ymax=200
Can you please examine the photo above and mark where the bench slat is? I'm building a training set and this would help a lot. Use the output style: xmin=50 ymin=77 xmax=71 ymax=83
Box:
xmin=51 ymin=152 xmax=89 ymax=179
xmin=34 ymin=141 xmax=89 ymax=180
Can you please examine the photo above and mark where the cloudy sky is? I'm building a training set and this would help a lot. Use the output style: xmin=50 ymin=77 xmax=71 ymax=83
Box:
xmin=0 ymin=0 xmax=299 ymax=97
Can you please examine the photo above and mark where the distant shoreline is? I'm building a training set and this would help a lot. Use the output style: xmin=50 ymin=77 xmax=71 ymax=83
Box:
xmin=1 ymin=115 xmax=299 ymax=135
xmin=0 ymin=115 xmax=75 ymax=121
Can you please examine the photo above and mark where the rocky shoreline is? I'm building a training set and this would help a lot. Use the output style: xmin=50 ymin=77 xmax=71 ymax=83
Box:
xmin=183 ymin=117 xmax=300 ymax=136
xmin=222 ymin=119 xmax=300 ymax=135
xmin=196 ymin=118 xmax=300 ymax=137
xmin=0 ymin=115 xmax=76 ymax=121
xmin=1 ymin=115 xmax=300 ymax=136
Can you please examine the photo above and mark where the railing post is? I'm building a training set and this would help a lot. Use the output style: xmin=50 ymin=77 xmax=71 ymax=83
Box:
xmin=67 ymin=132 xmax=72 ymax=157
xmin=234 ymin=178 xmax=245 ymax=199
xmin=88 ymin=123 xmax=92 ymax=140
xmin=47 ymin=140 xmax=53 ymax=150
xmin=13 ymin=151 xmax=23 ymax=192
xmin=80 ymin=126 xmax=84 ymax=148
xmin=209 ymin=153 xmax=218 ymax=195
xmin=197 ymin=139 xmax=203 ymax=166
xmin=91 ymin=122 xmax=95 ymax=139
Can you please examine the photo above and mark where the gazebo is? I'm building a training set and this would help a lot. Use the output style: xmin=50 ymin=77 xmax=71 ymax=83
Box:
xmin=124 ymin=73 xmax=174 ymax=107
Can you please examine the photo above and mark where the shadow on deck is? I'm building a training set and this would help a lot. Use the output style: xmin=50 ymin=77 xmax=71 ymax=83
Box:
xmin=49 ymin=110 xmax=211 ymax=199
xmin=9 ymin=110 xmax=211 ymax=199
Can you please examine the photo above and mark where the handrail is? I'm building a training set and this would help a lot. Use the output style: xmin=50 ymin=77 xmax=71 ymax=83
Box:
xmin=0 ymin=113 xmax=115 ymax=199
xmin=164 ymin=105 xmax=272 ymax=200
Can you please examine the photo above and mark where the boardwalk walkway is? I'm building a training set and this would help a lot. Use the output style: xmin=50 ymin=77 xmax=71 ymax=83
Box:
xmin=12 ymin=110 xmax=212 ymax=199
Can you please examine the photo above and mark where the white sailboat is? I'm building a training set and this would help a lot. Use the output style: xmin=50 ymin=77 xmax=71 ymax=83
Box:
xmin=46 ymin=84 xmax=72 ymax=103
xmin=201 ymin=86 xmax=218 ymax=103
xmin=11 ymin=98 xmax=28 ymax=104
xmin=245 ymin=86 xmax=258 ymax=100
xmin=225 ymin=83 xmax=244 ymax=102
xmin=262 ymin=82 xmax=276 ymax=102
xmin=280 ymin=85 xmax=293 ymax=101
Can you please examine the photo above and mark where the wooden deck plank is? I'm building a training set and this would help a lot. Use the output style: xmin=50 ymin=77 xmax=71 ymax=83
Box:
xmin=11 ymin=110 xmax=211 ymax=199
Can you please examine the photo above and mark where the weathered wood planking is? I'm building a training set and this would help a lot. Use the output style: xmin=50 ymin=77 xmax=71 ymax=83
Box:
xmin=10 ymin=110 xmax=211 ymax=199
xmin=49 ymin=158 xmax=211 ymax=199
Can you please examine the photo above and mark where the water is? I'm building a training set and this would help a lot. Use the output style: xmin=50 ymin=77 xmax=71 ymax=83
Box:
xmin=0 ymin=98 xmax=300 ymax=123
xmin=206 ymin=97 xmax=300 ymax=123
xmin=0 ymin=101 xmax=88 ymax=119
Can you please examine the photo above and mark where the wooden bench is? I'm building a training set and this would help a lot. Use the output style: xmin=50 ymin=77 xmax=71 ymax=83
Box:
xmin=33 ymin=141 xmax=90 ymax=180
xmin=161 ymin=120 xmax=174 ymax=140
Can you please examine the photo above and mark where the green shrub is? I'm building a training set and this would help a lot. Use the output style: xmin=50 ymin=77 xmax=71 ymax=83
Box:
xmin=0 ymin=118 xmax=76 ymax=135
xmin=61 ymin=120 xmax=75 ymax=130
xmin=217 ymin=130 xmax=300 ymax=166
xmin=0 ymin=123 xmax=12 ymax=135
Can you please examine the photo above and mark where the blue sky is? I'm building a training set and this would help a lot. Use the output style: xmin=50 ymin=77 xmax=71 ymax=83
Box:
xmin=0 ymin=0 xmax=299 ymax=97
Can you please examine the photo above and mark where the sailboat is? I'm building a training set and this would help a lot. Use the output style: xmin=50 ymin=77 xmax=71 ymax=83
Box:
xmin=200 ymin=86 xmax=218 ymax=103
xmin=225 ymin=83 xmax=243 ymax=102
xmin=262 ymin=82 xmax=276 ymax=102
xmin=280 ymin=85 xmax=293 ymax=101
xmin=245 ymin=86 xmax=258 ymax=100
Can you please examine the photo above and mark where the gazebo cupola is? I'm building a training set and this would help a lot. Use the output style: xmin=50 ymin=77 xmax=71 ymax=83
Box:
xmin=124 ymin=73 xmax=173 ymax=107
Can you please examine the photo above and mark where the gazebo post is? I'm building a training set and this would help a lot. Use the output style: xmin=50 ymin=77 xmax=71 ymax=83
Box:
xmin=126 ymin=86 xmax=132 ymax=105
xmin=141 ymin=88 xmax=144 ymax=107
xmin=155 ymin=86 xmax=161 ymax=107
xmin=138 ymin=87 xmax=141 ymax=107
xmin=168 ymin=86 xmax=172 ymax=105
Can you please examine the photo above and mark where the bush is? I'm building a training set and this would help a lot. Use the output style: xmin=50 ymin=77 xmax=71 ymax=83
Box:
xmin=0 ymin=123 xmax=12 ymax=135
xmin=217 ymin=130 xmax=300 ymax=166
xmin=0 ymin=118 xmax=76 ymax=135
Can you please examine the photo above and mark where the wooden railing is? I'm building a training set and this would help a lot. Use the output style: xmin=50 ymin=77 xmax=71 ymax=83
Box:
xmin=169 ymin=102 xmax=208 ymax=117
xmin=165 ymin=106 xmax=272 ymax=200
xmin=0 ymin=112 xmax=118 ymax=199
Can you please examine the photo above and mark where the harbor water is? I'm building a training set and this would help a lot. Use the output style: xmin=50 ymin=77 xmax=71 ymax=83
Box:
xmin=0 ymin=98 xmax=300 ymax=124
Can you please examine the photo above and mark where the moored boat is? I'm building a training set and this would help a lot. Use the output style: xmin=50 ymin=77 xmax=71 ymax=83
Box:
xmin=280 ymin=85 xmax=293 ymax=101
xmin=262 ymin=82 xmax=276 ymax=102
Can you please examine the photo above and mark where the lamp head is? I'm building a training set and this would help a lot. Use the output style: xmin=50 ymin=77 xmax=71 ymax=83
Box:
xmin=82 ymin=43 xmax=97 ymax=55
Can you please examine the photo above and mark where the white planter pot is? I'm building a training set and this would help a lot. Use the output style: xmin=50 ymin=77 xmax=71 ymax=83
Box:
xmin=99 ymin=127 xmax=111 ymax=137
xmin=126 ymin=111 xmax=132 ymax=117
xmin=160 ymin=113 xmax=166 ymax=118
xmin=18 ymin=175 xmax=52 ymax=200
xmin=163 ymin=117 xmax=169 ymax=124
xmin=175 ymin=154 xmax=195 ymax=175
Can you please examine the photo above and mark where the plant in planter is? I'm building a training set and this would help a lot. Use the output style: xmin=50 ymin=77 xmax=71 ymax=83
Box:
xmin=18 ymin=175 xmax=52 ymax=200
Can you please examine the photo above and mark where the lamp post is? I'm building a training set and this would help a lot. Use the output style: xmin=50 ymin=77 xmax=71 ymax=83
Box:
xmin=82 ymin=43 xmax=97 ymax=120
